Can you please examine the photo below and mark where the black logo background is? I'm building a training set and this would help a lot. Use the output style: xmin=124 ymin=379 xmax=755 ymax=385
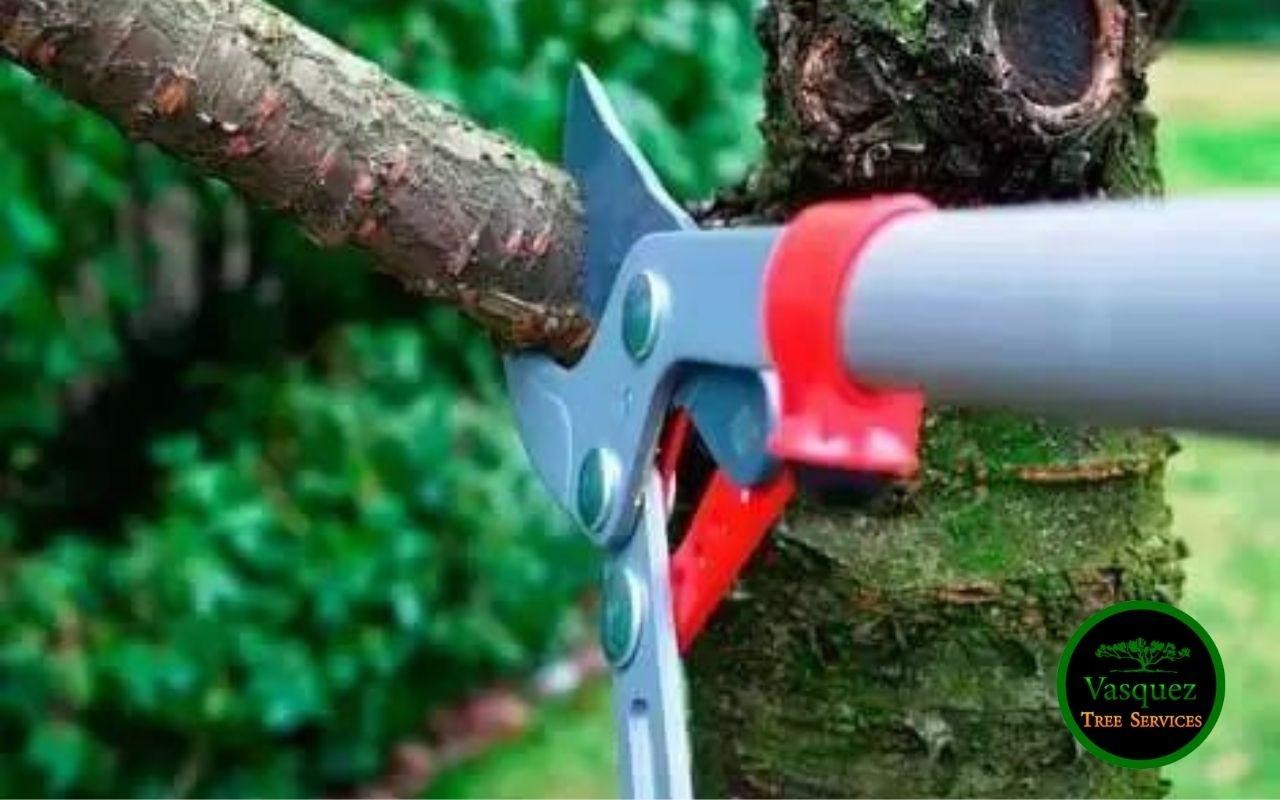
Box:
xmin=1063 ymin=607 xmax=1218 ymax=762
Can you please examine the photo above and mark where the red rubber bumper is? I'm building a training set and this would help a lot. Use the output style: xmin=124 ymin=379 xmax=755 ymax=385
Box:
xmin=763 ymin=196 xmax=934 ymax=478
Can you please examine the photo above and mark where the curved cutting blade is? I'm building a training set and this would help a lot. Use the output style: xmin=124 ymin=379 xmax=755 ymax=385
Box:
xmin=505 ymin=64 xmax=696 ymax=506
xmin=565 ymin=63 xmax=695 ymax=320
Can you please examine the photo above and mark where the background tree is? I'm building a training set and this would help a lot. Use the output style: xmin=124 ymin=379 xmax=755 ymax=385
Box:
xmin=1178 ymin=0 xmax=1280 ymax=44
xmin=0 ymin=0 xmax=1192 ymax=796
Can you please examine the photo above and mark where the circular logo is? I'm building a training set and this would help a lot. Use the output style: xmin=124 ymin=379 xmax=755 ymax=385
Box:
xmin=1058 ymin=601 xmax=1224 ymax=768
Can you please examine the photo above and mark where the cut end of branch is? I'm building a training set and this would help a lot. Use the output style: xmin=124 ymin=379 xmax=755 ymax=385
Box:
xmin=995 ymin=0 xmax=1098 ymax=106
xmin=752 ymin=0 xmax=1155 ymax=208
xmin=992 ymin=0 xmax=1127 ymax=129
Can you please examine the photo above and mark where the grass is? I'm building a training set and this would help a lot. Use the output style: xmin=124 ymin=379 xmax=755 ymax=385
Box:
xmin=433 ymin=46 xmax=1280 ymax=799
xmin=1150 ymin=48 xmax=1280 ymax=191
xmin=1154 ymin=48 xmax=1280 ymax=799
xmin=424 ymin=684 xmax=616 ymax=799
xmin=1165 ymin=438 xmax=1280 ymax=798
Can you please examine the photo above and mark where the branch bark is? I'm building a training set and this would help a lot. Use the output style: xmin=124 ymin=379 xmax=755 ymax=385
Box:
xmin=0 ymin=0 xmax=592 ymax=360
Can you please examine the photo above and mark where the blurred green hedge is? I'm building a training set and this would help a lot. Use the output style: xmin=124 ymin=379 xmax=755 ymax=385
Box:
xmin=1176 ymin=0 xmax=1280 ymax=44
xmin=0 ymin=0 xmax=761 ymax=795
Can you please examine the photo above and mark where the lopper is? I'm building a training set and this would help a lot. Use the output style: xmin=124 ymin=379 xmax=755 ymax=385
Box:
xmin=503 ymin=65 xmax=1280 ymax=799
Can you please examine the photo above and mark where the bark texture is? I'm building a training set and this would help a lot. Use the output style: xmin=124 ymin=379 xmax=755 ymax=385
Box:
xmin=743 ymin=0 xmax=1175 ymax=212
xmin=689 ymin=0 xmax=1183 ymax=796
xmin=0 ymin=0 xmax=592 ymax=359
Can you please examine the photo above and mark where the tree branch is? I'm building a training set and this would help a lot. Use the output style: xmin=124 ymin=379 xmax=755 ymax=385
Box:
xmin=0 ymin=0 xmax=593 ymax=360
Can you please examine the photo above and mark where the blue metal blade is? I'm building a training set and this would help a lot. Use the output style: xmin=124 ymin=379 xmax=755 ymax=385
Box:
xmin=564 ymin=64 xmax=694 ymax=320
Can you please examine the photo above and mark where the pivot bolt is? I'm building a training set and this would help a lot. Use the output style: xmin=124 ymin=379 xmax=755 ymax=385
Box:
xmin=577 ymin=448 xmax=620 ymax=534
xmin=600 ymin=565 xmax=644 ymax=668
xmin=622 ymin=272 xmax=666 ymax=362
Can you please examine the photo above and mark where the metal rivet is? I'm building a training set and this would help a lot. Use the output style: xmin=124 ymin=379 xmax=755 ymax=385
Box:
xmin=622 ymin=272 xmax=664 ymax=362
xmin=577 ymin=448 xmax=619 ymax=533
xmin=600 ymin=565 xmax=644 ymax=668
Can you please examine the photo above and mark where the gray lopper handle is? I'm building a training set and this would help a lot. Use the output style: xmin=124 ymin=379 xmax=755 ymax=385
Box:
xmin=841 ymin=197 xmax=1280 ymax=438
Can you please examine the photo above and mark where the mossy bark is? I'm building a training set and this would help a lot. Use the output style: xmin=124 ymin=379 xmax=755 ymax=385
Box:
xmin=689 ymin=0 xmax=1184 ymax=796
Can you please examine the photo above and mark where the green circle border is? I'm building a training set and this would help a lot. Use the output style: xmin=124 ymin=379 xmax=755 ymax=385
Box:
xmin=1056 ymin=600 xmax=1225 ymax=769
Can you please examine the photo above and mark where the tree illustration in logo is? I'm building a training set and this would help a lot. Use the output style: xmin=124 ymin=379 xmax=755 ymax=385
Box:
xmin=1094 ymin=638 xmax=1192 ymax=673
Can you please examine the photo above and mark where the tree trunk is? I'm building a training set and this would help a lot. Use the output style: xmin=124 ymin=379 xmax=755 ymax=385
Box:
xmin=0 ymin=0 xmax=592 ymax=360
xmin=688 ymin=0 xmax=1183 ymax=796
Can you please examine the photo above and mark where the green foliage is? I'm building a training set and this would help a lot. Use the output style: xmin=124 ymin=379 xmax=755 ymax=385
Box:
xmin=0 ymin=319 xmax=596 ymax=796
xmin=272 ymin=0 xmax=763 ymax=197
xmin=1176 ymin=0 xmax=1280 ymax=44
xmin=0 ymin=0 xmax=762 ymax=795
xmin=0 ymin=69 xmax=132 ymax=440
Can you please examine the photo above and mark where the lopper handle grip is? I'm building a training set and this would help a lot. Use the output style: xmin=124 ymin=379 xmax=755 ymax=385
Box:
xmin=840 ymin=197 xmax=1280 ymax=438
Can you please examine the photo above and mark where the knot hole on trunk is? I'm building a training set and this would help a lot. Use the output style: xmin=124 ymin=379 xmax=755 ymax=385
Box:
xmin=994 ymin=0 xmax=1102 ymax=107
